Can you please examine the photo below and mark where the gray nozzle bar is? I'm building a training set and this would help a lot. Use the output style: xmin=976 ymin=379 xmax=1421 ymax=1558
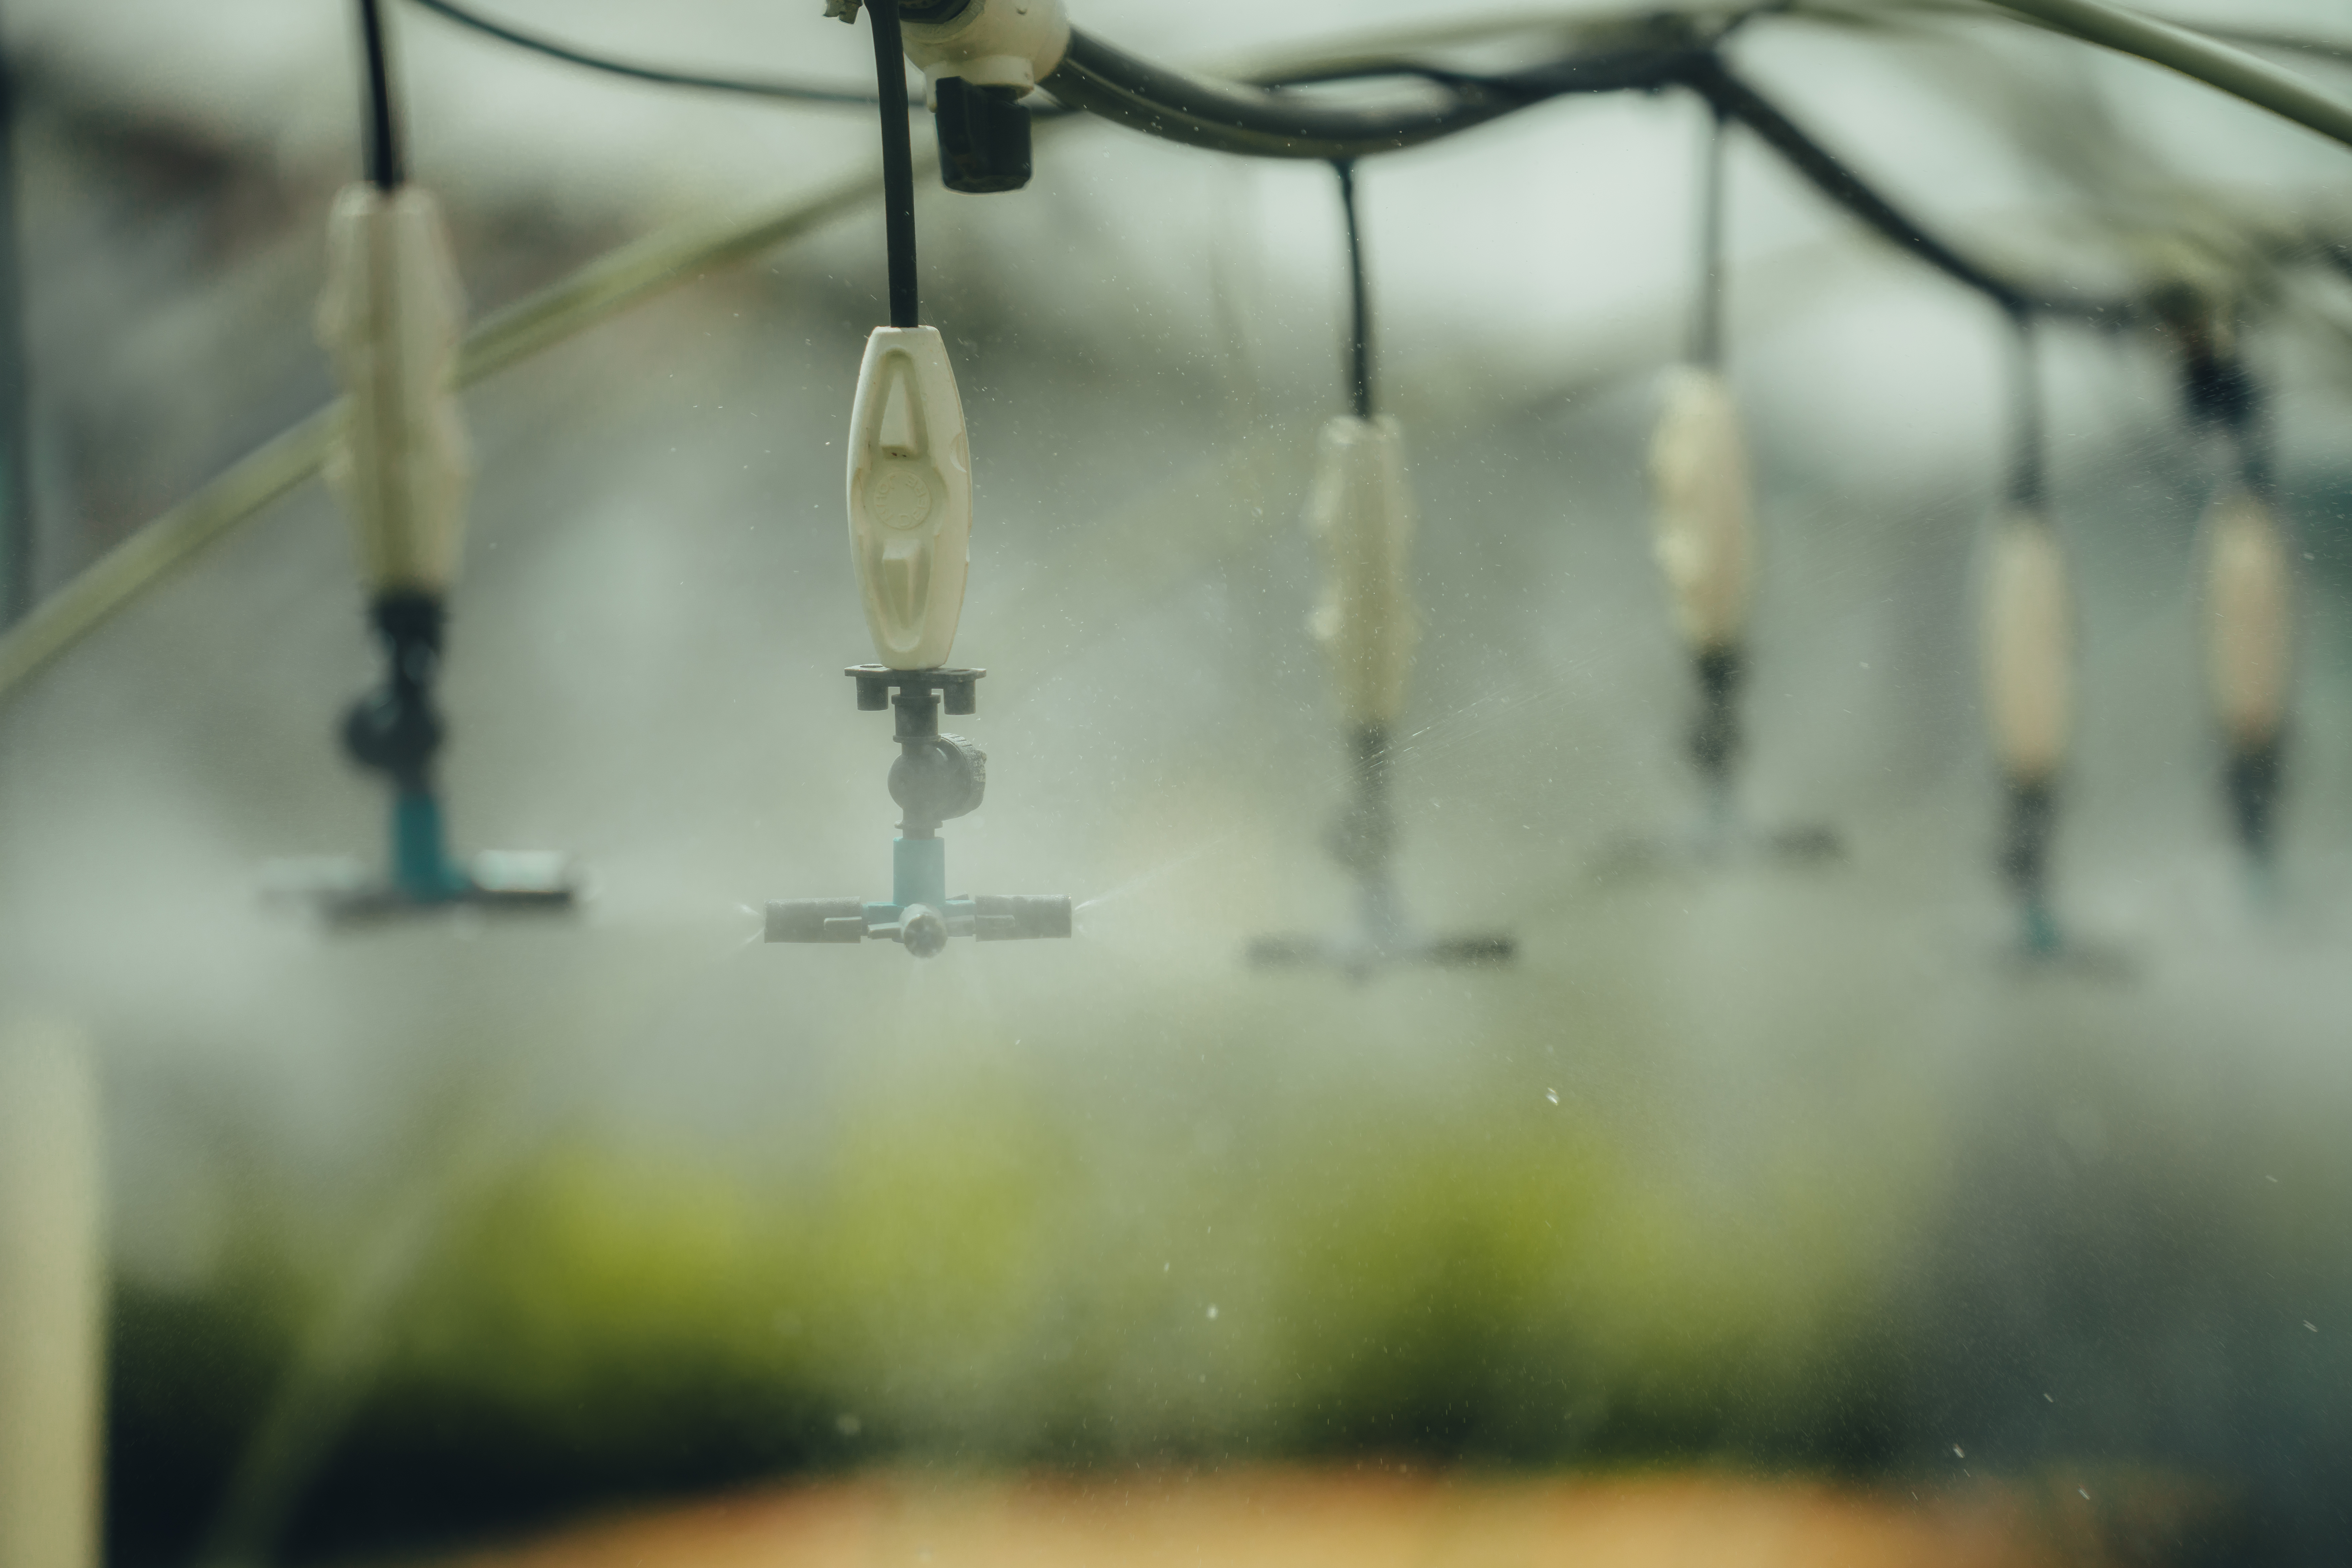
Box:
xmin=971 ymin=893 xmax=1072 ymax=940
xmin=767 ymin=897 xmax=868 ymax=942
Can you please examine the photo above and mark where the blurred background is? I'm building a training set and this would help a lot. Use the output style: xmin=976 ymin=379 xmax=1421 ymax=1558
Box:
xmin=1 ymin=0 xmax=2350 ymax=1563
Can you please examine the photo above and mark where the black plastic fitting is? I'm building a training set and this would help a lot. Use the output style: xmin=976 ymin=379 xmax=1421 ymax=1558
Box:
xmin=1999 ymin=775 xmax=2056 ymax=901
xmin=1325 ymin=723 xmax=1395 ymax=876
xmin=342 ymin=592 xmax=447 ymax=790
xmin=2225 ymin=737 xmax=2283 ymax=864
xmin=935 ymin=76 xmax=1032 ymax=192
xmin=890 ymin=732 xmax=987 ymax=826
xmin=1690 ymin=644 xmax=1743 ymax=785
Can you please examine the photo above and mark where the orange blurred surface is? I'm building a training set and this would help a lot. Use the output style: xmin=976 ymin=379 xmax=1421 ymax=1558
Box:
xmin=442 ymin=1467 xmax=2193 ymax=1568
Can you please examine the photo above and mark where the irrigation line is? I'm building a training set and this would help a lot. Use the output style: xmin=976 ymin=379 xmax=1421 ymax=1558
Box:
xmin=407 ymin=0 xmax=884 ymax=106
xmin=1686 ymin=58 xmax=2034 ymax=318
xmin=0 ymin=412 xmax=341 ymax=701
xmin=1983 ymin=0 xmax=2352 ymax=149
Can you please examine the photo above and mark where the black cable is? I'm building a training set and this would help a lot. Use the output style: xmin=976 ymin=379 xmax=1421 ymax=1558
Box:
xmin=404 ymin=0 xmax=885 ymax=106
xmin=1049 ymin=29 xmax=2127 ymax=324
xmin=1334 ymin=160 xmax=1373 ymax=421
xmin=867 ymin=0 xmax=921 ymax=329
xmin=1042 ymin=24 xmax=1702 ymax=161
xmin=357 ymin=0 xmax=404 ymax=189
xmin=2006 ymin=308 xmax=2046 ymax=509
xmin=1693 ymin=98 xmax=1728 ymax=368
xmin=380 ymin=2 xmax=2168 ymax=335
xmin=2234 ymin=372 xmax=2276 ymax=500
xmin=0 ymin=18 xmax=30 ymax=632
xmin=1684 ymin=57 xmax=2038 ymax=319
xmin=371 ymin=1 xmax=2314 ymax=341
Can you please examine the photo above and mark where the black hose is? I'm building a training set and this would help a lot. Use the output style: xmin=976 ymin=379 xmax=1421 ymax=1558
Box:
xmin=2221 ymin=357 xmax=2276 ymax=499
xmin=1684 ymin=57 xmax=2033 ymax=318
xmin=867 ymin=0 xmax=921 ymax=329
xmin=387 ymin=3 xmax=2145 ymax=331
xmin=1334 ymin=161 xmax=1373 ymax=420
xmin=1048 ymin=28 xmax=2125 ymax=325
xmin=0 ymin=23 xmax=29 ymax=633
xmin=1693 ymin=98 xmax=1728 ymax=368
xmin=2006 ymin=309 xmax=2047 ymax=509
xmin=405 ymin=0 xmax=885 ymax=106
xmin=1042 ymin=25 xmax=1693 ymax=160
xmin=357 ymin=0 xmax=404 ymax=189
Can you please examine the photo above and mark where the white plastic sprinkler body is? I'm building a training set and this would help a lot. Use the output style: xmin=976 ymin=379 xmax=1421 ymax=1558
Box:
xmin=847 ymin=326 xmax=972 ymax=670
xmin=1647 ymin=365 xmax=1753 ymax=656
xmin=1982 ymin=510 xmax=2074 ymax=785
xmin=269 ymin=180 xmax=578 ymax=922
xmin=316 ymin=183 xmax=471 ymax=596
xmin=2201 ymin=488 xmax=2292 ymax=751
xmin=1246 ymin=414 xmax=1510 ymax=975
xmin=1305 ymin=415 xmax=1419 ymax=729
xmin=899 ymin=0 xmax=1069 ymax=103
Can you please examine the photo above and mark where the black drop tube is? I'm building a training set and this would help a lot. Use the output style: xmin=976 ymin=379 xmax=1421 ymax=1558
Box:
xmin=868 ymin=0 xmax=922 ymax=328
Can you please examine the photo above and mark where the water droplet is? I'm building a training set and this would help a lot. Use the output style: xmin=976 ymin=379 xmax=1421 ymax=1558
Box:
xmin=1207 ymin=1305 xmax=1219 ymax=1320
xmin=836 ymin=1413 xmax=862 ymax=1436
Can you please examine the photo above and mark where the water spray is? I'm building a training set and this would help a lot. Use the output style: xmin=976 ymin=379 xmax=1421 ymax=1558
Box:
xmin=766 ymin=0 xmax=1070 ymax=958
xmin=267 ymin=0 xmax=577 ymax=924
xmin=1249 ymin=161 xmax=1513 ymax=978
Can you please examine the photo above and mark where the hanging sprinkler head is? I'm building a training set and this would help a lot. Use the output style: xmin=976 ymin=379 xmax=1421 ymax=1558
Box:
xmin=1981 ymin=314 xmax=2071 ymax=957
xmin=1249 ymin=164 xmax=1512 ymax=978
xmin=768 ymin=0 xmax=1070 ymax=958
xmin=2165 ymin=301 xmax=2294 ymax=881
xmin=1609 ymin=99 xmax=1836 ymax=879
xmin=1648 ymin=364 xmax=1753 ymax=818
xmin=2200 ymin=474 xmax=2293 ymax=878
xmin=266 ymin=1 xmax=577 ymax=924
xmin=1983 ymin=510 xmax=2072 ymax=958
xmin=1660 ymin=100 xmax=1748 ymax=824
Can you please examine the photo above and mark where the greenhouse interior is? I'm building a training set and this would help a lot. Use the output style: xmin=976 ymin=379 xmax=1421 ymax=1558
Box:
xmin=1 ymin=0 xmax=2350 ymax=1563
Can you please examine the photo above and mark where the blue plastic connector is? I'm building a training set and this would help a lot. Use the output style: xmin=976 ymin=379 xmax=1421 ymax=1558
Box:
xmin=392 ymin=788 xmax=473 ymax=903
xmin=2020 ymin=896 xmax=2061 ymax=959
xmin=893 ymin=834 xmax=947 ymax=910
